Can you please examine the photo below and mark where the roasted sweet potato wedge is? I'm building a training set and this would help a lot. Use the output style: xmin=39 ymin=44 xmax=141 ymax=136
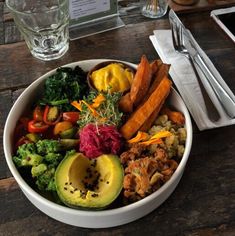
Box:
xmin=161 ymin=106 xmax=185 ymax=125
xmin=150 ymin=59 xmax=162 ymax=76
xmin=119 ymin=92 xmax=133 ymax=113
xmin=130 ymin=55 xmax=152 ymax=107
xmin=139 ymin=98 xmax=165 ymax=132
xmin=120 ymin=76 xmax=172 ymax=139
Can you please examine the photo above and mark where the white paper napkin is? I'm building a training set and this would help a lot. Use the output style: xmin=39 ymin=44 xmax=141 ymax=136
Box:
xmin=150 ymin=30 xmax=235 ymax=130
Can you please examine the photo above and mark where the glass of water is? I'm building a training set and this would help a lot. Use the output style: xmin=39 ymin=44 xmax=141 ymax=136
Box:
xmin=141 ymin=0 xmax=168 ymax=18
xmin=6 ymin=0 xmax=69 ymax=61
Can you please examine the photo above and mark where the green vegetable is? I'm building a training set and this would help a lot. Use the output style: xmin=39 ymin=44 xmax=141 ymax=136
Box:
xmin=39 ymin=66 xmax=89 ymax=111
xmin=36 ymin=139 xmax=79 ymax=154
xmin=36 ymin=166 xmax=56 ymax=191
xmin=78 ymin=91 xmax=123 ymax=128
xmin=13 ymin=140 xmax=77 ymax=192
xmin=13 ymin=143 xmax=43 ymax=167
xmin=31 ymin=163 xmax=47 ymax=177
xmin=44 ymin=153 xmax=63 ymax=166
xmin=36 ymin=139 xmax=62 ymax=155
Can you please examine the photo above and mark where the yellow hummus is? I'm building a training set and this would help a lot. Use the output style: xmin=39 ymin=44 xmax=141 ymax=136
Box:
xmin=90 ymin=63 xmax=134 ymax=93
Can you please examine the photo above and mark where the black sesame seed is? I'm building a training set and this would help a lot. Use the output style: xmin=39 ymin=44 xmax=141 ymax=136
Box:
xmin=64 ymin=187 xmax=67 ymax=190
xmin=65 ymin=182 xmax=68 ymax=185
xmin=70 ymin=191 xmax=74 ymax=194
xmin=106 ymin=181 xmax=109 ymax=184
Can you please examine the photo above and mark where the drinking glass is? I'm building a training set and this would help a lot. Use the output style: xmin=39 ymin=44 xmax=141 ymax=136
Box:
xmin=141 ymin=0 xmax=168 ymax=18
xmin=6 ymin=0 xmax=70 ymax=61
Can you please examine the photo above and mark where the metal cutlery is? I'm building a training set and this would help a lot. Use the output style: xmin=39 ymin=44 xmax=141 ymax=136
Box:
xmin=169 ymin=9 xmax=235 ymax=119
xmin=170 ymin=16 xmax=220 ymax=122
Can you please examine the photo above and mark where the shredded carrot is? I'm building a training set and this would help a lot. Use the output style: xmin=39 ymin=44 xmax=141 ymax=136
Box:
xmin=91 ymin=94 xmax=106 ymax=108
xmin=128 ymin=131 xmax=149 ymax=144
xmin=71 ymin=100 xmax=82 ymax=111
xmin=82 ymin=100 xmax=99 ymax=117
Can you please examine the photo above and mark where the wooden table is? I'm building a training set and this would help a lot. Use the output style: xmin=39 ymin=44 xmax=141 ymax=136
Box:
xmin=0 ymin=1 xmax=235 ymax=235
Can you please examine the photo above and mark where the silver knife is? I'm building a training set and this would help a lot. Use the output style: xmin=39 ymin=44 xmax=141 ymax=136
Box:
xmin=169 ymin=9 xmax=235 ymax=119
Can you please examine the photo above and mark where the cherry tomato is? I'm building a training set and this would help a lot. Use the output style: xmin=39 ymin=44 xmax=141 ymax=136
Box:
xmin=33 ymin=106 xmax=44 ymax=121
xmin=28 ymin=120 xmax=49 ymax=133
xmin=53 ymin=121 xmax=73 ymax=136
xmin=15 ymin=136 xmax=32 ymax=150
xmin=43 ymin=105 xmax=62 ymax=125
xmin=62 ymin=112 xmax=80 ymax=124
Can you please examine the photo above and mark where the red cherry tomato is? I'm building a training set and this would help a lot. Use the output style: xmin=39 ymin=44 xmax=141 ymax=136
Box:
xmin=62 ymin=112 xmax=80 ymax=124
xmin=15 ymin=136 xmax=31 ymax=149
xmin=28 ymin=120 xmax=49 ymax=133
xmin=43 ymin=105 xmax=62 ymax=125
xmin=33 ymin=106 xmax=44 ymax=121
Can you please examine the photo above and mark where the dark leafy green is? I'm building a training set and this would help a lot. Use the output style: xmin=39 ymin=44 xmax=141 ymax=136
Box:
xmin=39 ymin=66 xmax=89 ymax=111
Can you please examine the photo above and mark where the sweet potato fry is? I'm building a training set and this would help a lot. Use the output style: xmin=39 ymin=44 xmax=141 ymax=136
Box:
xmin=139 ymin=64 xmax=171 ymax=131
xmin=148 ymin=63 xmax=171 ymax=96
xmin=120 ymin=76 xmax=172 ymax=139
xmin=119 ymin=92 xmax=133 ymax=113
xmin=130 ymin=55 xmax=152 ymax=107
xmin=150 ymin=59 xmax=162 ymax=76
xmin=161 ymin=106 xmax=185 ymax=125
xmin=139 ymin=98 xmax=165 ymax=132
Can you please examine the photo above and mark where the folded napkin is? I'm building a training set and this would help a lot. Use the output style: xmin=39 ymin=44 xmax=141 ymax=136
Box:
xmin=150 ymin=30 xmax=235 ymax=130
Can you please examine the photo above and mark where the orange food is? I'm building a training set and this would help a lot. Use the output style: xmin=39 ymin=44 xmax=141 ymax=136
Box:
xmin=130 ymin=55 xmax=152 ymax=107
xmin=120 ymin=76 xmax=172 ymax=140
xmin=118 ymin=92 xmax=133 ymax=113
xmin=53 ymin=121 xmax=73 ymax=135
xmin=150 ymin=59 xmax=162 ymax=76
xmin=161 ymin=106 xmax=185 ymax=125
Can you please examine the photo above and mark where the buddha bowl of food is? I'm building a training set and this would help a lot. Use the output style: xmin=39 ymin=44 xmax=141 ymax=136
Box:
xmin=3 ymin=56 xmax=192 ymax=228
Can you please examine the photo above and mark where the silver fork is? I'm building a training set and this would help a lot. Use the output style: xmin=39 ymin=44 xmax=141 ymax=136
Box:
xmin=170 ymin=20 xmax=221 ymax=122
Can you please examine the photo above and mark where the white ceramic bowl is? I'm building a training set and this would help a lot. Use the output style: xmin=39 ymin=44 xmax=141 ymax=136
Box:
xmin=3 ymin=59 xmax=193 ymax=228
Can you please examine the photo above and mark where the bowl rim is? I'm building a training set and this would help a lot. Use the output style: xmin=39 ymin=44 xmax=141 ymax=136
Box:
xmin=3 ymin=59 xmax=193 ymax=217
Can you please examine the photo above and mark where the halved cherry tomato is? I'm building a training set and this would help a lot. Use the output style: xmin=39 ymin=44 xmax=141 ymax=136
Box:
xmin=62 ymin=112 xmax=80 ymax=124
xmin=33 ymin=106 xmax=44 ymax=121
xmin=53 ymin=121 xmax=73 ymax=136
xmin=15 ymin=136 xmax=32 ymax=149
xmin=43 ymin=105 xmax=61 ymax=125
xmin=28 ymin=120 xmax=49 ymax=133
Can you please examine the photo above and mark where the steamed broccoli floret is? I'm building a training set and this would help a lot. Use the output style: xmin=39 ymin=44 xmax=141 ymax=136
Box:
xmin=36 ymin=166 xmax=56 ymax=191
xmin=36 ymin=139 xmax=62 ymax=155
xmin=31 ymin=163 xmax=47 ymax=177
xmin=13 ymin=139 xmax=76 ymax=192
xmin=13 ymin=143 xmax=43 ymax=167
xmin=44 ymin=153 xmax=63 ymax=166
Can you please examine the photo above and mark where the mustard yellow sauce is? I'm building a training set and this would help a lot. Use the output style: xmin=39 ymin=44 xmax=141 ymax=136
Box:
xmin=90 ymin=63 xmax=134 ymax=93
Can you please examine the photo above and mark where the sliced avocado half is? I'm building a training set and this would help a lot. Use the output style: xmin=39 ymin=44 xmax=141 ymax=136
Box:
xmin=55 ymin=152 xmax=124 ymax=209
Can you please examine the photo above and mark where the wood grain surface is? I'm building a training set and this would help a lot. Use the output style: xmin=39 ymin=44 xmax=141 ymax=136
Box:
xmin=0 ymin=1 xmax=235 ymax=235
